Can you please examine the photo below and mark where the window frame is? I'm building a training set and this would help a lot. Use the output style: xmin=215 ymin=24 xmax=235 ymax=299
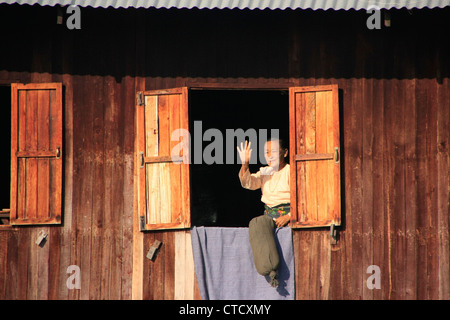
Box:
xmin=136 ymin=84 xmax=341 ymax=231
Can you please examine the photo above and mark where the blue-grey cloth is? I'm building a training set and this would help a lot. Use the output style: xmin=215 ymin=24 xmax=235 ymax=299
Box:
xmin=190 ymin=226 xmax=295 ymax=300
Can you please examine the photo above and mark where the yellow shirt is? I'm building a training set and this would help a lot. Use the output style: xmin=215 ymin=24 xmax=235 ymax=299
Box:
xmin=239 ymin=164 xmax=290 ymax=207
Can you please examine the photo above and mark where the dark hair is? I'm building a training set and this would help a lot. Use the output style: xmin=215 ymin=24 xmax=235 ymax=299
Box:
xmin=267 ymin=136 xmax=289 ymax=151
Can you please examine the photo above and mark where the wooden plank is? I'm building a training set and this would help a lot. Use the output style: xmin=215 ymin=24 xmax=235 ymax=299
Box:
xmin=37 ymin=89 xmax=50 ymax=150
xmin=102 ymin=74 xmax=118 ymax=300
xmin=315 ymin=91 xmax=328 ymax=223
xmin=174 ymin=231 xmax=195 ymax=300
xmin=23 ymin=88 xmax=38 ymax=221
xmin=361 ymin=77 xmax=374 ymax=300
xmin=36 ymin=87 xmax=50 ymax=222
xmin=145 ymin=94 xmax=159 ymax=225
xmin=371 ymin=78 xmax=387 ymax=299
xmin=142 ymin=233 xmax=155 ymax=300
xmin=89 ymin=75 xmax=105 ymax=300
xmin=25 ymin=158 xmax=38 ymax=220
xmin=37 ymin=158 xmax=50 ymax=220
xmin=187 ymin=82 xmax=295 ymax=90
xmin=25 ymin=89 xmax=38 ymax=152
xmin=49 ymin=84 xmax=62 ymax=152
xmin=180 ymin=87 xmax=190 ymax=228
xmin=144 ymin=155 xmax=183 ymax=163
xmin=49 ymin=85 xmax=62 ymax=225
xmin=17 ymin=88 xmax=27 ymax=153
xmin=47 ymin=227 xmax=61 ymax=300
xmin=16 ymin=150 xmax=58 ymax=157
xmin=424 ymin=76 xmax=439 ymax=300
xmin=319 ymin=232 xmax=331 ymax=299
xmin=162 ymin=232 xmax=175 ymax=300
xmin=383 ymin=76 xmax=396 ymax=299
xmin=174 ymin=231 xmax=186 ymax=300
xmin=36 ymin=226 xmax=50 ymax=299
xmin=10 ymin=84 xmax=19 ymax=224
xmin=304 ymin=92 xmax=317 ymax=222
xmin=120 ymin=72 xmax=136 ymax=300
xmin=393 ymin=77 xmax=407 ymax=299
xmin=404 ymin=78 xmax=418 ymax=300
xmin=4 ymin=232 xmax=18 ymax=299
xmin=133 ymin=61 xmax=146 ymax=299
xmin=348 ymin=78 xmax=363 ymax=299
xmin=168 ymin=93 xmax=181 ymax=225
xmin=414 ymin=79 xmax=428 ymax=299
xmin=159 ymin=162 xmax=171 ymax=224
xmin=142 ymin=88 xmax=185 ymax=96
xmin=328 ymin=85 xmax=340 ymax=225
xmin=149 ymin=232 xmax=165 ymax=299
xmin=15 ymin=158 xmax=26 ymax=222
xmin=69 ymin=74 xmax=91 ymax=300
xmin=147 ymin=163 xmax=160 ymax=224
xmin=294 ymin=153 xmax=334 ymax=161
xmin=288 ymin=88 xmax=298 ymax=224
xmin=145 ymin=95 xmax=158 ymax=157
xmin=17 ymin=229 xmax=30 ymax=299
xmin=436 ymin=76 xmax=449 ymax=299
xmin=296 ymin=91 xmax=306 ymax=223
xmin=158 ymin=95 xmax=170 ymax=157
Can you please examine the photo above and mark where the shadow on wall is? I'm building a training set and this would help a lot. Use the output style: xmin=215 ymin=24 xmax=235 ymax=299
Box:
xmin=0 ymin=4 xmax=448 ymax=82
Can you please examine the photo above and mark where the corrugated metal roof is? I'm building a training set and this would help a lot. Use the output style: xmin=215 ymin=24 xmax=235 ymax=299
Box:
xmin=1 ymin=0 xmax=449 ymax=10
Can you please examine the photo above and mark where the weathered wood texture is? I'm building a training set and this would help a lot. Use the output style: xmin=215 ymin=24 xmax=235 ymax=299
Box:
xmin=0 ymin=5 xmax=448 ymax=299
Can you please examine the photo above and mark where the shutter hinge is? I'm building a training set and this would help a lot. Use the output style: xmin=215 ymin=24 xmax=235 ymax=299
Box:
xmin=334 ymin=147 xmax=339 ymax=164
xmin=330 ymin=223 xmax=338 ymax=245
xmin=137 ymin=92 xmax=143 ymax=106
xmin=139 ymin=216 xmax=145 ymax=231
xmin=140 ymin=152 xmax=144 ymax=168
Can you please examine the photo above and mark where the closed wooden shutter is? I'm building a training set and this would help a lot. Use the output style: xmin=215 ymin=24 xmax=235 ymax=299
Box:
xmin=10 ymin=83 xmax=63 ymax=225
xmin=289 ymin=85 xmax=341 ymax=228
xmin=136 ymin=88 xmax=190 ymax=230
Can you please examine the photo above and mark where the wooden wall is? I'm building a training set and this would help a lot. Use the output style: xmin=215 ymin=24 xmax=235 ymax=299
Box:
xmin=0 ymin=4 xmax=448 ymax=299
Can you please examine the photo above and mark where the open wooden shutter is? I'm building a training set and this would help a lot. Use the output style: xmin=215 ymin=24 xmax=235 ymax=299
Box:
xmin=136 ymin=88 xmax=190 ymax=231
xmin=10 ymin=83 xmax=63 ymax=225
xmin=289 ymin=85 xmax=341 ymax=228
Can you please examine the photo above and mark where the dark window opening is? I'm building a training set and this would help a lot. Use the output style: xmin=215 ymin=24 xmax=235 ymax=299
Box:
xmin=0 ymin=85 xmax=11 ymax=225
xmin=190 ymin=89 xmax=289 ymax=227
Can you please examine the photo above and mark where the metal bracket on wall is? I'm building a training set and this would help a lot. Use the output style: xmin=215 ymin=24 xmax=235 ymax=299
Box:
xmin=146 ymin=240 xmax=162 ymax=262
xmin=35 ymin=230 xmax=48 ymax=247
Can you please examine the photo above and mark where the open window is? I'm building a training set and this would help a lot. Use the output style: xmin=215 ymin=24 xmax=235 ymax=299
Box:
xmin=7 ymin=83 xmax=63 ymax=225
xmin=136 ymin=85 xmax=340 ymax=231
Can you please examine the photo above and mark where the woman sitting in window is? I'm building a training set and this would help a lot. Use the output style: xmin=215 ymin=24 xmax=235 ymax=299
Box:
xmin=237 ymin=137 xmax=290 ymax=287
xmin=237 ymin=138 xmax=290 ymax=227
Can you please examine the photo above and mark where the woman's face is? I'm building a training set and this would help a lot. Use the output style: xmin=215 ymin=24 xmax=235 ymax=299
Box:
xmin=264 ymin=140 xmax=287 ymax=169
